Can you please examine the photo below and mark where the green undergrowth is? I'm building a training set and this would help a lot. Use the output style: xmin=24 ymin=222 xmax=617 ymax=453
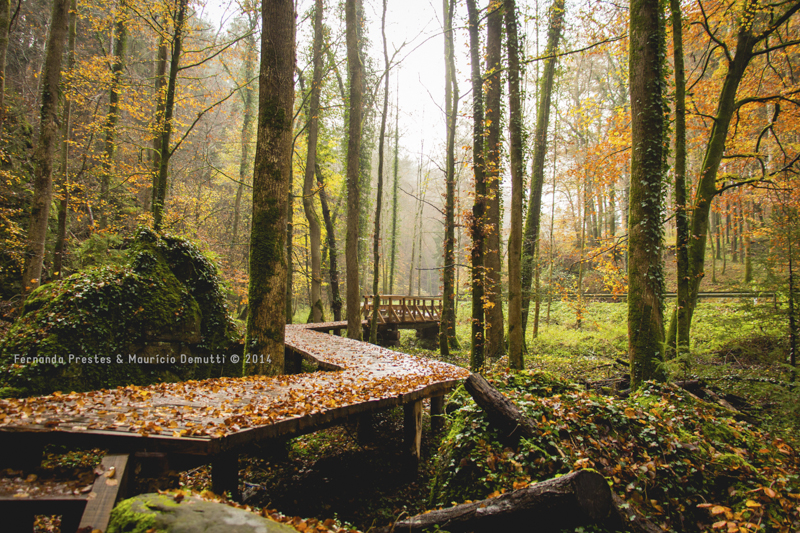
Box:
xmin=432 ymin=367 xmax=800 ymax=532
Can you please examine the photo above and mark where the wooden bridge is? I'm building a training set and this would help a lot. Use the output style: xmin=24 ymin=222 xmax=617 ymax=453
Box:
xmin=362 ymin=295 xmax=442 ymax=345
xmin=0 ymin=320 xmax=467 ymax=532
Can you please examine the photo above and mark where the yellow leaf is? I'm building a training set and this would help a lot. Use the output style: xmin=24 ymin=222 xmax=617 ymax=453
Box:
xmin=711 ymin=505 xmax=728 ymax=515
xmin=745 ymin=500 xmax=761 ymax=508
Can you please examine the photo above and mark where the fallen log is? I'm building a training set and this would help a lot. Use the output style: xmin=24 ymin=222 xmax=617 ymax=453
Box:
xmin=381 ymin=469 xmax=612 ymax=533
xmin=464 ymin=373 xmax=537 ymax=442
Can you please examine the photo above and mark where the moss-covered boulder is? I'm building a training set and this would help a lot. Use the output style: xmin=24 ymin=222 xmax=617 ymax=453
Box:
xmin=107 ymin=493 xmax=297 ymax=533
xmin=0 ymin=227 xmax=241 ymax=397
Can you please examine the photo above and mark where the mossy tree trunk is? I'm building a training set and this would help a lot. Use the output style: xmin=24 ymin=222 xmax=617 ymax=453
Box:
xmin=369 ymin=0 xmax=390 ymax=344
xmin=304 ymin=0 xmax=325 ymax=323
xmin=317 ymin=163 xmax=342 ymax=321
xmin=148 ymin=22 xmax=168 ymax=214
xmin=521 ymin=0 xmax=565 ymax=334
xmin=244 ymin=0 xmax=295 ymax=375
xmin=22 ymin=0 xmax=69 ymax=295
xmin=0 ymin=0 xmax=11 ymax=129
xmin=440 ymin=0 xmax=459 ymax=355
xmin=345 ymin=0 xmax=364 ymax=340
xmin=389 ymin=84 xmax=400 ymax=294
xmin=465 ymin=0 xmax=485 ymax=372
xmin=100 ymin=5 xmax=127 ymax=230
xmin=628 ymin=0 xmax=668 ymax=388
xmin=505 ymin=0 xmax=525 ymax=370
xmin=152 ymin=0 xmax=187 ymax=231
xmin=483 ymin=1 xmax=504 ymax=360
xmin=670 ymin=0 xmax=689 ymax=360
xmin=54 ymin=0 xmax=77 ymax=280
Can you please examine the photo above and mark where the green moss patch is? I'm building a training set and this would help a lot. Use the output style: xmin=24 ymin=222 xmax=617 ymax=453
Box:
xmin=0 ymin=227 xmax=240 ymax=396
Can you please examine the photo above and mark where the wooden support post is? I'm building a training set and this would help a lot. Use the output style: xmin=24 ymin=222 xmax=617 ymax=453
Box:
xmin=404 ymin=400 xmax=423 ymax=460
xmin=356 ymin=412 xmax=375 ymax=444
xmin=430 ymin=395 xmax=445 ymax=433
xmin=211 ymin=452 xmax=240 ymax=501
xmin=79 ymin=453 xmax=130 ymax=532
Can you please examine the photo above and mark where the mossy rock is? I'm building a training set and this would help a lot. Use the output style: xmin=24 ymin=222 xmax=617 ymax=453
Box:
xmin=0 ymin=227 xmax=241 ymax=396
xmin=107 ymin=493 xmax=297 ymax=533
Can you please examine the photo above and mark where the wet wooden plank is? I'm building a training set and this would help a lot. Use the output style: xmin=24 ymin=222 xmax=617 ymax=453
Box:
xmin=79 ymin=453 xmax=130 ymax=532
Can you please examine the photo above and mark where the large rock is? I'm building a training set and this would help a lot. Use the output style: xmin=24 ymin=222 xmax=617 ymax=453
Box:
xmin=108 ymin=493 xmax=297 ymax=533
xmin=0 ymin=227 xmax=241 ymax=397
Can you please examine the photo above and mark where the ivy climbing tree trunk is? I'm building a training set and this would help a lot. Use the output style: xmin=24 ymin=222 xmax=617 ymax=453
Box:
xmin=22 ymin=0 xmax=69 ymax=295
xmin=244 ymin=0 xmax=295 ymax=375
xmin=100 ymin=5 xmax=127 ymax=229
xmin=440 ymin=0 xmax=459 ymax=355
xmin=152 ymin=0 xmax=187 ymax=231
xmin=521 ymin=0 xmax=565 ymax=334
xmin=483 ymin=0 xmax=504 ymax=360
xmin=466 ymin=0 xmax=485 ymax=372
xmin=345 ymin=0 xmax=364 ymax=340
xmin=628 ymin=0 xmax=668 ymax=387
xmin=304 ymin=0 xmax=325 ymax=323
xmin=0 ymin=0 xmax=11 ymax=129
xmin=53 ymin=0 xmax=77 ymax=280
xmin=505 ymin=0 xmax=524 ymax=370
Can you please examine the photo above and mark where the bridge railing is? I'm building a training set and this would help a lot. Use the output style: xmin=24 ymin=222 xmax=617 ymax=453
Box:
xmin=361 ymin=295 xmax=442 ymax=324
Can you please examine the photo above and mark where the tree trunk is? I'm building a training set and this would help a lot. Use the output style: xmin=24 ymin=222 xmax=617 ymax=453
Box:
xmin=22 ymin=0 xmax=69 ymax=295
xmin=466 ymin=0 xmax=485 ymax=372
xmin=152 ymin=0 xmax=187 ymax=231
xmin=440 ymin=0 xmax=458 ymax=355
xmin=304 ymin=0 xmax=325 ymax=323
xmin=521 ymin=0 xmax=565 ymax=333
xmin=369 ymin=0 xmax=390 ymax=344
xmin=53 ymin=0 xmax=77 ymax=280
xmin=389 ymin=82 xmax=400 ymax=295
xmin=286 ymin=187 xmax=293 ymax=323
xmin=483 ymin=0 xmax=504 ymax=359
xmin=345 ymin=0 xmax=363 ymax=340
xmin=628 ymin=0 xmax=668 ymax=387
xmin=244 ymin=0 xmax=295 ymax=375
xmin=99 ymin=6 xmax=127 ymax=230
xmin=231 ymin=17 xmax=257 ymax=265
xmin=386 ymin=469 xmax=612 ymax=533
xmin=0 ymin=0 xmax=11 ymax=129
xmin=464 ymin=373 xmax=538 ymax=441
xmin=149 ymin=20 xmax=168 ymax=215
xmin=744 ymin=200 xmax=752 ymax=283
xmin=317 ymin=164 xmax=342 ymax=321
xmin=671 ymin=0 xmax=690 ymax=360
xmin=505 ymin=0 xmax=524 ymax=369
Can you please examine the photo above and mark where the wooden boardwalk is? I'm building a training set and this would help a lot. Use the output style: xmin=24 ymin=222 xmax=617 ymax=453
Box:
xmin=0 ymin=321 xmax=467 ymax=528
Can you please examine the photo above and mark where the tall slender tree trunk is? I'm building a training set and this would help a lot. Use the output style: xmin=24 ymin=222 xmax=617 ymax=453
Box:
xmin=317 ymin=164 xmax=342 ymax=321
xmin=369 ymin=0 xmax=390 ymax=344
xmin=671 ymin=0 xmax=690 ymax=359
xmin=440 ymin=0 xmax=459 ymax=355
xmin=286 ymin=187 xmax=293 ymax=323
xmin=628 ymin=0 xmax=668 ymax=387
xmin=484 ymin=0 xmax=504 ymax=359
xmin=148 ymin=22 xmax=168 ymax=215
xmin=505 ymin=0 xmax=524 ymax=369
xmin=100 ymin=6 xmax=127 ymax=230
xmin=232 ymin=20 xmax=257 ymax=264
xmin=466 ymin=0 xmax=485 ymax=371
xmin=345 ymin=0 xmax=364 ymax=340
xmin=304 ymin=0 xmax=325 ymax=323
xmin=0 ymin=0 xmax=11 ymax=129
xmin=744 ymin=200 xmax=752 ymax=283
xmin=152 ymin=0 xmax=188 ymax=231
xmin=244 ymin=0 xmax=295 ymax=375
xmin=521 ymin=0 xmax=565 ymax=333
xmin=22 ymin=0 xmax=69 ymax=295
xmin=53 ymin=0 xmax=77 ymax=279
xmin=389 ymin=81 xmax=400 ymax=294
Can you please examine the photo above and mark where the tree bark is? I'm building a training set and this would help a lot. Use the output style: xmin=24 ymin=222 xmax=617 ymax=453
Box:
xmin=99 ymin=5 xmax=127 ymax=229
xmin=369 ymin=0 xmax=390 ymax=344
xmin=628 ymin=0 xmax=668 ymax=387
xmin=148 ymin=19 xmax=168 ymax=215
xmin=53 ymin=0 xmax=77 ymax=280
xmin=304 ymin=0 xmax=324 ymax=323
xmin=317 ymin=163 xmax=341 ymax=321
xmin=521 ymin=0 xmax=565 ymax=334
xmin=0 ymin=0 xmax=11 ymax=129
xmin=386 ymin=469 xmax=612 ymax=533
xmin=465 ymin=0 xmax=485 ymax=372
xmin=22 ymin=0 xmax=69 ymax=295
xmin=345 ymin=0 xmax=363 ymax=340
xmin=483 ymin=0 xmax=504 ymax=359
xmin=389 ymin=82 xmax=400 ymax=295
xmin=464 ymin=373 xmax=538 ymax=442
xmin=152 ymin=0 xmax=187 ymax=231
xmin=440 ymin=0 xmax=458 ymax=355
xmin=505 ymin=0 xmax=524 ymax=369
xmin=244 ymin=0 xmax=295 ymax=375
